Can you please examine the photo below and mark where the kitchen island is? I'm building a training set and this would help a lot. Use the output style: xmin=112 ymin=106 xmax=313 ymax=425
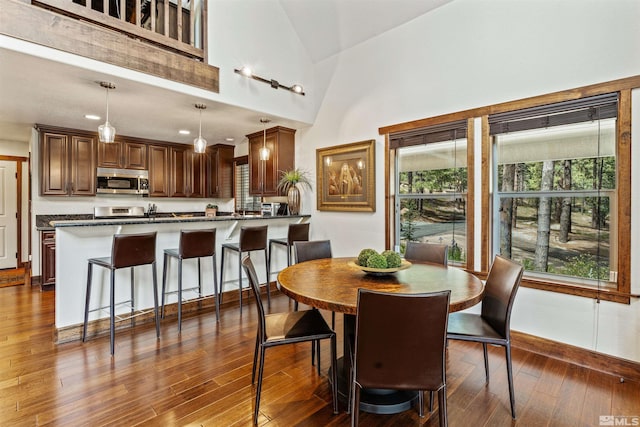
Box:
xmin=50 ymin=214 xmax=310 ymax=341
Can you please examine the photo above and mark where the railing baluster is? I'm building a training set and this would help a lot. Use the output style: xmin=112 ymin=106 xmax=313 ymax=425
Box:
xmin=189 ymin=0 xmax=195 ymax=46
xmin=176 ymin=0 xmax=182 ymax=43
xmin=150 ymin=0 xmax=156 ymax=32
xmin=135 ymin=0 xmax=141 ymax=27
xmin=103 ymin=0 xmax=108 ymax=17
xmin=120 ymin=0 xmax=125 ymax=21
xmin=163 ymin=0 xmax=169 ymax=37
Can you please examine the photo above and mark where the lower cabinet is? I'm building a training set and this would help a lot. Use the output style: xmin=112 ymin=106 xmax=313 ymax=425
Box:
xmin=41 ymin=231 xmax=56 ymax=290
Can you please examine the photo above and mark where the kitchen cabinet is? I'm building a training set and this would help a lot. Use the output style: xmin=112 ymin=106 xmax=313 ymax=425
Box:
xmin=169 ymin=145 xmax=206 ymax=198
xmin=247 ymin=126 xmax=295 ymax=196
xmin=41 ymin=231 xmax=56 ymax=290
xmin=98 ymin=140 xmax=147 ymax=170
xmin=39 ymin=126 xmax=97 ymax=196
xmin=206 ymin=144 xmax=234 ymax=198
xmin=148 ymin=144 xmax=170 ymax=197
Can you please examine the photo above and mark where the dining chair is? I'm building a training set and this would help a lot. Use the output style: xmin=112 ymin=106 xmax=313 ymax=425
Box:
xmin=446 ymin=255 xmax=523 ymax=419
xmin=404 ymin=241 xmax=448 ymax=266
xmin=242 ymin=256 xmax=338 ymax=424
xmin=350 ymin=289 xmax=451 ymax=426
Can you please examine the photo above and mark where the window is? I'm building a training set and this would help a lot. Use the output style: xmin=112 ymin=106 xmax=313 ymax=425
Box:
xmin=491 ymin=94 xmax=618 ymax=290
xmin=234 ymin=157 xmax=261 ymax=213
xmin=391 ymin=121 xmax=469 ymax=265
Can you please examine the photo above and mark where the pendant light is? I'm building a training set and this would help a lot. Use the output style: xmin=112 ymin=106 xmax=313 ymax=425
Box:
xmin=98 ymin=82 xmax=116 ymax=143
xmin=259 ymin=117 xmax=271 ymax=161
xmin=193 ymin=103 xmax=207 ymax=153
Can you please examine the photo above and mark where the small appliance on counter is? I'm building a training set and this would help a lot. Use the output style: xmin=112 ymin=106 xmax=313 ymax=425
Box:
xmin=94 ymin=206 xmax=146 ymax=219
xmin=261 ymin=202 xmax=279 ymax=216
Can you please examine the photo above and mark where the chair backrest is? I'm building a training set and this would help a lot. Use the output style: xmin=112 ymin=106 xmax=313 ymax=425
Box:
xmin=404 ymin=241 xmax=448 ymax=266
xmin=294 ymin=240 xmax=332 ymax=263
xmin=287 ymin=223 xmax=310 ymax=245
xmin=179 ymin=228 xmax=216 ymax=258
xmin=481 ymin=255 xmax=524 ymax=339
xmin=239 ymin=225 xmax=268 ymax=252
xmin=112 ymin=231 xmax=156 ymax=269
xmin=242 ymin=256 xmax=266 ymax=341
xmin=354 ymin=289 xmax=450 ymax=391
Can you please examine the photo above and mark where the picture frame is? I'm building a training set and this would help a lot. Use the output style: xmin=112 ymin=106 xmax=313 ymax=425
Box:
xmin=316 ymin=139 xmax=375 ymax=212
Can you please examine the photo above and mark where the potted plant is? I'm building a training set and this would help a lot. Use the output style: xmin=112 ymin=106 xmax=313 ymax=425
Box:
xmin=205 ymin=204 xmax=218 ymax=217
xmin=277 ymin=168 xmax=312 ymax=215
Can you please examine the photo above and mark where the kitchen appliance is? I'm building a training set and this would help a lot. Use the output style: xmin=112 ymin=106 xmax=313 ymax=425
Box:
xmin=96 ymin=167 xmax=149 ymax=195
xmin=261 ymin=202 xmax=279 ymax=216
xmin=94 ymin=206 xmax=146 ymax=218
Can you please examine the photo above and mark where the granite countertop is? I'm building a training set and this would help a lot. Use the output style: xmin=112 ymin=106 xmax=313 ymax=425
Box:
xmin=36 ymin=212 xmax=310 ymax=230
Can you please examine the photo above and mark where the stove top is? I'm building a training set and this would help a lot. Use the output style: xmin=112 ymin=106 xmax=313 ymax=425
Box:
xmin=94 ymin=206 xmax=146 ymax=218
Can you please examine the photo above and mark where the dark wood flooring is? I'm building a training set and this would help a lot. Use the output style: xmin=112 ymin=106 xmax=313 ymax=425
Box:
xmin=1 ymin=283 xmax=639 ymax=426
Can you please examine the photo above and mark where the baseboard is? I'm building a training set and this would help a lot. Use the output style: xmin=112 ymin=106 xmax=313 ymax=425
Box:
xmin=511 ymin=330 xmax=640 ymax=383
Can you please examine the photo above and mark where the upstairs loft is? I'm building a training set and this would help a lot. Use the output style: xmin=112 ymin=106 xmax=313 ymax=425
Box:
xmin=2 ymin=0 xmax=219 ymax=91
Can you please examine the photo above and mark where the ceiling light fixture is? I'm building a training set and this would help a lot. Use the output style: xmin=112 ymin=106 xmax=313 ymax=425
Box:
xmin=179 ymin=129 xmax=191 ymax=135
xmin=85 ymin=114 xmax=101 ymax=120
xmin=234 ymin=67 xmax=305 ymax=96
xmin=259 ymin=118 xmax=271 ymax=161
xmin=193 ymin=103 xmax=207 ymax=154
xmin=97 ymin=82 xmax=116 ymax=143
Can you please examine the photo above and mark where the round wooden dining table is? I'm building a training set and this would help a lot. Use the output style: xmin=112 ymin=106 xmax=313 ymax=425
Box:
xmin=277 ymin=257 xmax=484 ymax=414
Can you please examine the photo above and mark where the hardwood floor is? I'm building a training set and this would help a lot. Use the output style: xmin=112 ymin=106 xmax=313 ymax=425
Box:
xmin=1 ymin=283 xmax=639 ymax=426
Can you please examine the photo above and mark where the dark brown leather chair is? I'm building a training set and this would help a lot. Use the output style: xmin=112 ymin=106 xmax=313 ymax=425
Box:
xmin=404 ymin=241 xmax=448 ymax=266
xmin=293 ymin=239 xmax=333 ymax=324
xmin=220 ymin=225 xmax=269 ymax=315
xmin=83 ymin=232 xmax=160 ymax=356
xmin=161 ymin=229 xmax=219 ymax=332
xmin=242 ymin=256 xmax=338 ymax=425
xmin=268 ymin=222 xmax=310 ymax=272
xmin=351 ymin=289 xmax=450 ymax=426
xmin=446 ymin=255 xmax=524 ymax=419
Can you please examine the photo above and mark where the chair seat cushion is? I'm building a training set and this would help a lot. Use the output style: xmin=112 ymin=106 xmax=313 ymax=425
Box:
xmin=88 ymin=256 xmax=114 ymax=269
xmin=269 ymin=238 xmax=288 ymax=246
xmin=164 ymin=248 xmax=180 ymax=258
xmin=447 ymin=312 xmax=503 ymax=341
xmin=221 ymin=243 xmax=240 ymax=251
xmin=265 ymin=309 xmax=334 ymax=343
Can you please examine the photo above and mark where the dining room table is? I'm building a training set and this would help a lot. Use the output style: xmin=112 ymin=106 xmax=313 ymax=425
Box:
xmin=277 ymin=256 xmax=485 ymax=415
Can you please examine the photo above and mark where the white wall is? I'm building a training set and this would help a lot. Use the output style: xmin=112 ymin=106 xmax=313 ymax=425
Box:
xmin=296 ymin=0 xmax=640 ymax=361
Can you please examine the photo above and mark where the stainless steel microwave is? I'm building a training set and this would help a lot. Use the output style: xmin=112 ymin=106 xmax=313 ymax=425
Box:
xmin=96 ymin=167 xmax=149 ymax=195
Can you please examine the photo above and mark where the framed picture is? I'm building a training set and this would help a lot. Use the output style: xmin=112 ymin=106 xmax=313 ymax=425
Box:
xmin=316 ymin=140 xmax=375 ymax=212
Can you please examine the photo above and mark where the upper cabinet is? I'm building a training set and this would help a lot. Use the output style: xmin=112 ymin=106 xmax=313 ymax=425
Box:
xmin=169 ymin=145 xmax=206 ymax=198
xmin=247 ymin=126 xmax=295 ymax=196
xmin=98 ymin=140 xmax=147 ymax=170
xmin=39 ymin=126 xmax=97 ymax=196
xmin=207 ymin=144 xmax=234 ymax=198
xmin=148 ymin=145 xmax=170 ymax=197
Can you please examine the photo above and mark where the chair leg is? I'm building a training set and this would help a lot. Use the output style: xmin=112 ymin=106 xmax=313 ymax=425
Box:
xmin=429 ymin=391 xmax=434 ymax=412
xmin=83 ymin=263 xmax=93 ymax=342
xmin=330 ymin=335 xmax=338 ymax=414
xmin=264 ymin=248 xmax=270 ymax=308
xmin=130 ymin=267 xmax=136 ymax=328
xmin=212 ymin=254 xmax=219 ymax=322
xmin=151 ymin=261 xmax=160 ymax=339
xmin=251 ymin=333 xmax=260 ymax=384
xmin=109 ymin=269 xmax=116 ymax=356
xmin=238 ymin=250 xmax=243 ymax=316
xmin=316 ymin=340 xmax=321 ymax=375
xmin=254 ymin=345 xmax=267 ymax=424
xmin=418 ymin=390 xmax=424 ymax=417
xmin=505 ymin=344 xmax=516 ymax=419
xmin=438 ymin=385 xmax=448 ymax=427
xmin=331 ymin=312 xmax=336 ymax=330
xmin=219 ymin=248 xmax=226 ymax=305
xmin=197 ymin=257 xmax=203 ymax=310
xmin=351 ymin=385 xmax=361 ymax=427
xmin=161 ymin=252 xmax=169 ymax=318
xmin=482 ymin=342 xmax=490 ymax=382
xmin=177 ymin=257 xmax=183 ymax=333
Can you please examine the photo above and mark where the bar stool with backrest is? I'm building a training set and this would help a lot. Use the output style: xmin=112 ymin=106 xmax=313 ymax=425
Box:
xmin=219 ymin=225 xmax=269 ymax=315
xmin=404 ymin=241 xmax=449 ymax=266
xmin=161 ymin=228 xmax=219 ymax=332
xmin=268 ymin=222 xmax=310 ymax=274
xmin=82 ymin=231 xmax=160 ymax=356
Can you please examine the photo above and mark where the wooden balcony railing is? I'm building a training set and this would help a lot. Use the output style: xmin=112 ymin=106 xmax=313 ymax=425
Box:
xmin=32 ymin=0 xmax=206 ymax=60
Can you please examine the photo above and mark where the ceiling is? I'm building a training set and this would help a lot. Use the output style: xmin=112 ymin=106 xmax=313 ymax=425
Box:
xmin=0 ymin=0 xmax=450 ymax=146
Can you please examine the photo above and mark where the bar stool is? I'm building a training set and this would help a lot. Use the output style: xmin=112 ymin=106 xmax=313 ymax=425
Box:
xmin=268 ymin=222 xmax=310 ymax=274
xmin=161 ymin=229 xmax=219 ymax=332
xmin=82 ymin=232 xmax=160 ymax=356
xmin=220 ymin=225 xmax=269 ymax=315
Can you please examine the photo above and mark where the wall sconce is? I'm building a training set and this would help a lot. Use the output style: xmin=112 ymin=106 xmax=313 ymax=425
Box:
xmin=97 ymin=82 xmax=116 ymax=143
xmin=193 ymin=104 xmax=207 ymax=154
xmin=259 ymin=118 xmax=271 ymax=161
xmin=235 ymin=66 xmax=305 ymax=96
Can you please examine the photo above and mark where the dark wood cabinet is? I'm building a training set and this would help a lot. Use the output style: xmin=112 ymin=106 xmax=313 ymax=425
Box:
xmin=169 ymin=146 xmax=206 ymax=198
xmin=190 ymin=150 xmax=206 ymax=198
xmin=41 ymin=231 xmax=56 ymax=290
xmin=39 ymin=127 xmax=97 ymax=196
xmin=98 ymin=140 xmax=147 ymax=170
xmin=247 ymin=126 xmax=295 ymax=196
xmin=206 ymin=144 xmax=234 ymax=198
xmin=148 ymin=145 xmax=170 ymax=197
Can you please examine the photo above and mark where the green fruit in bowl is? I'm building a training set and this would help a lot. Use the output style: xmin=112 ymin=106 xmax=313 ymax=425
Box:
xmin=366 ymin=253 xmax=388 ymax=269
xmin=382 ymin=250 xmax=402 ymax=268
xmin=357 ymin=248 xmax=378 ymax=266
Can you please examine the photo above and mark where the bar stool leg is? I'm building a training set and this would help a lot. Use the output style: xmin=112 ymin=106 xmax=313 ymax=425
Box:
xmin=83 ymin=263 xmax=93 ymax=342
xmin=152 ymin=261 xmax=160 ymax=338
xmin=161 ymin=252 xmax=169 ymax=318
xmin=219 ymin=248 xmax=226 ymax=305
xmin=130 ymin=267 xmax=135 ymax=328
xmin=264 ymin=248 xmax=270 ymax=307
xmin=212 ymin=255 xmax=220 ymax=322
xmin=178 ymin=257 xmax=183 ymax=333
xmin=110 ymin=268 xmax=116 ymax=356
xmin=237 ymin=250 xmax=243 ymax=315
xmin=197 ymin=258 xmax=203 ymax=310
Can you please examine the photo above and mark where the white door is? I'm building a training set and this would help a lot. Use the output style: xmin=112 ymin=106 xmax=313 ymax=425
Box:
xmin=0 ymin=160 xmax=18 ymax=269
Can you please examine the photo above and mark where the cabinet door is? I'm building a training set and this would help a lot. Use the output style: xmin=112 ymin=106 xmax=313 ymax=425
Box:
xmin=207 ymin=147 xmax=220 ymax=197
xmin=123 ymin=142 xmax=147 ymax=170
xmin=40 ymin=132 xmax=69 ymax=195
xmin=97 ymin=141 xmax=122 ymax=168
xmin=170 ymin=145 xmax=189 ymax=198
xmin=148 ymin=145 xmax=169 ymax=197
xmin=189 ymin=150 xmax=206 ymax=198
xmin=248 ymin=134 xmax=277 ymax=195
xmin=41 ymin=231 xmax=56 ymax=289
xmin=70 ymin=135 xmax=96 ymax=196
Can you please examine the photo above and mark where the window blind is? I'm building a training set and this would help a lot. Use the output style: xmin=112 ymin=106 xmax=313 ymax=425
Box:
xmin=389 ymin=120 xmax=468 ymax=150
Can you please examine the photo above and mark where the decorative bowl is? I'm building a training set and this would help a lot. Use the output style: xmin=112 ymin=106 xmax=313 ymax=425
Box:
xmin=348 ymin=259 xmax=412 ymax=276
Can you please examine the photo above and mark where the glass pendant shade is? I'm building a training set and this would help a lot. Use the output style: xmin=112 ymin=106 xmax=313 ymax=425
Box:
xmin=260 ymin=118 xmax=270 ymax=160
xmin=98 ymin=121 xmax=116 ymax=143
xmin=259 ymin=145 xmax=270 ymax=160
xmin=194 ymin=135 xmax=207 ymax=153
